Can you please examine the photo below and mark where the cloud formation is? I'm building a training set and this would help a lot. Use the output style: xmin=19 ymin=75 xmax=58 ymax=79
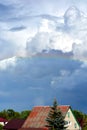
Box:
xmin=0 ymin=52 xmax=86 ymax=111
xmin=9 ymin=26 xmax=26 ymax=32
xmin=0 ymin=4 xmax=87 ymax=62
xmin=26 ymin=6 xmax=87 ymax=63
xmin=0 ymin=0 xmax=87 ymax=112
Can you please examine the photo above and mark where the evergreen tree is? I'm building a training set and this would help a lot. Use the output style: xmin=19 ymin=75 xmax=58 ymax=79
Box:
xmin=46 ymin=99 xmax=66 ymax=130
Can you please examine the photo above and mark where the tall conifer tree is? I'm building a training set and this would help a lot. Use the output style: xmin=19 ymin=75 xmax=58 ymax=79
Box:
xmin=46 ymin=99 xmax=66 ymax=130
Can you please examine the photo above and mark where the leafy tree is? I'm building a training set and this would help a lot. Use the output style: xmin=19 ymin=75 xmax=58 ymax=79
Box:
xmin=73 ymin=110 xmax=87 ymax=130
xmin=46 ymin=99 xmax=66 ymax=130
xmin=82 ymin=115 xmax=87 ymax=130
xmin=7 ymin=109 xmax=15 ymax=118
xmin=0 ymin=109 xmax=20 ymax=120
xmin=73 ymin=110 xmax=84 ymax=120
xmin=13 ymin=112 xmax=21 ymax=119
xmin=73 ymin=110 xmax=84 ymax=127
xmin=0 ymin=110 xmax=8 ymax=119
xmin=0 ymin=109 xmax=31 ymax=120
xmin=20 ymin=110 xmax=31 ymax=119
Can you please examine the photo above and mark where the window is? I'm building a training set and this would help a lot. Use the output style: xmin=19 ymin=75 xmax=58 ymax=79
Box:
xmin=74 ymin=123 xmax=77 ymax=128
xmin=67 ymin=112 xmax=70 ymax=118
xmin=65 ymin=121 xmax=68 ymax=125
xmin=65 ymin=121 xmax=71 ymax=127
xmin=68 ymin=121 xmax=71 ymax=124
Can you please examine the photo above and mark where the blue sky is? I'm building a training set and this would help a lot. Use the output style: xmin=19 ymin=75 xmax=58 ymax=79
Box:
xmin=0 ymin=0 xmax=87 ymax=112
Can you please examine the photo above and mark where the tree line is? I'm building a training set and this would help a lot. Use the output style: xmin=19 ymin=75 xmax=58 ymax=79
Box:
xmin=0 ymin=109 xmax=31 ymax=120
xmin=73 ymin=110 xmax=87 ymax=130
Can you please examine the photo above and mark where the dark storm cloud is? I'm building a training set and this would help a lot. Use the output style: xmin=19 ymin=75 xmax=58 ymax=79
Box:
xmin=9 ymin=26 xmax=26 ymax=32
xmin=0 ymin=52 xmax=84 ymax=111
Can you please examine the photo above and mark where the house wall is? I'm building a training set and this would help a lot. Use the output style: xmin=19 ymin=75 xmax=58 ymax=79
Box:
xmin=0 ymin=122 xmax=5 ymax=126
xmin=65 ymin=109 xmax=81 ymax=130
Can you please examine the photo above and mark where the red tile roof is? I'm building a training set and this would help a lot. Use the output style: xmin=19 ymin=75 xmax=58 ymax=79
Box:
xmin=0 ymin=117 xmax=7 ymax=122
xmin=4 ymin=119 xmax=25 ymax=130
xmin=22 ymin=106 xmax=70 ymax=129
xmin=58 ymin=106 xmax=70 ymax=115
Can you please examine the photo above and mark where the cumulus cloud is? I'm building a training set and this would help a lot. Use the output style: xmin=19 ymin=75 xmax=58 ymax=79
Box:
xmin=0 ymin=5 xmax=87 ymax=62
xmin=0 ymin=57 xmax=16 ymax=70
xmin=26 ymin=30 xmax=74 ymax=55
xmin=25 ymin=6 xmax=87 ymax=63
xmin=64 ymin=6 xmax=81 ymax=27
xmin=0 ymin=39 xmax=17 ymax=60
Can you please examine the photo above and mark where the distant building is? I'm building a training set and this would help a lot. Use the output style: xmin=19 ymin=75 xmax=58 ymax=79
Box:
xmin=19 ymin=106 xmax=81 ymax=130
xmin=3 ymin=119 xmax=25 ymax=130
xmin=0 ymin=117 xmax=7 ymax=126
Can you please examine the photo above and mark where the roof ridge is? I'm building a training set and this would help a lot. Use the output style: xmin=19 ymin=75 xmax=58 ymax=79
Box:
xmin=33 ymin=105 xmax=70 ymax=107
xmin=33 ymin=106 xmax=50 ymax=108
xmin=59 ymin=105 xmax=70 ymax=106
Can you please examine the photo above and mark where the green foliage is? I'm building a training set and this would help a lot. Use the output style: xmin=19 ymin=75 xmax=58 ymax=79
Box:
xmin=7 ymin=109 xmax=15 ymax=118
xmin=0 ymin=124 xmax=3 ymax=130
xmin=0 ymin=109 xmax=31 ymax=120
xmin=46 ymin=99 xmax=66 ymax=130
xmin=73 ymin=110 xmax=84 ymax=119
xmin=73 ymin=110 xmax=87 ymax=130
xmin=14 ymin=112 xmax=21 ymax=119
xmin=82 ymin=115 xmax=87 ymax=130
xmin=20 ymin=110 xmax=31 ymax=119
xmin=0 ymin=110 xmax=8 ymax=119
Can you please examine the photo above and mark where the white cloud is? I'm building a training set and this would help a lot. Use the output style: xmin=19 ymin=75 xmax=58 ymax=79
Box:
xmin=1 ymin=4 xmax=87 ymax=67
xmin=51 ymin=70 xmax=75 ymax=89
xmin=72 ymin=42 xmax=87 ymax=61
xmin=0 ymin=57 xmax=16 ymax=70
xmin=25 ymin=6 xmax=87 ymax=63
xmin=39 ymin=19 xmax=55 ymax=32
xmin=64 ymin=6 xmax=81 ymax=27
xmin=50 ymin=66 xmax=86 ymax=90
xmin=26 ymin=17 xmax=74 ymax=55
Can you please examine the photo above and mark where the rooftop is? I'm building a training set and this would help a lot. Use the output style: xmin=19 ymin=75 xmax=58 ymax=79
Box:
xmin=4 ymin=119 xmax=25 ymax=130
xmin=22 ymin=105 xmax=70 ymax=128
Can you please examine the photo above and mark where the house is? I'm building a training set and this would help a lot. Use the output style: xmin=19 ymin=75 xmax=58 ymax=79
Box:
xmin=19 ymin=105 xmax=81 ymax=130
xmin=3 ymin=119 xmax=25 ymax=130
xmin=0 ymin=117 xmax=8 ymax=126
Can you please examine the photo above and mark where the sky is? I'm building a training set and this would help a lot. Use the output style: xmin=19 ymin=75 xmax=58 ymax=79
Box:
xmin=0 ymin=0 xmax=87 ymax=112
